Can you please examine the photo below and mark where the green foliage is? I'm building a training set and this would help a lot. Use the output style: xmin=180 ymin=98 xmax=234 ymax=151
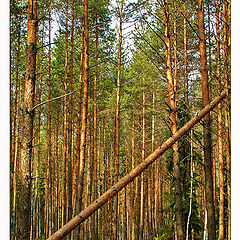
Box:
xmin=155 ymin=226 xmax=174 ymax=240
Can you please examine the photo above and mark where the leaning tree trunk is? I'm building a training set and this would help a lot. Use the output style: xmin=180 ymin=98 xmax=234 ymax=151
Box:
xmin=17 ymin=0 xmax=37 ymax=239
xmin=47 ymin=90 xmax=227 ymax=240
xmin=197 ymin=0 xmax=216 ymax=239
xmin=164 ymin=0 xmax=184 ymax=239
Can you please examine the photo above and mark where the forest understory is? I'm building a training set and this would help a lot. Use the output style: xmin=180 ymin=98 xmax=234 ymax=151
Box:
xmin=10 ymin=0 xmax=231 ymax=239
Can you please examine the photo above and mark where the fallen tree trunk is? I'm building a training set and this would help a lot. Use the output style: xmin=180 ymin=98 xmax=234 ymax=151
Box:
xmin=48 ymin=90 xmax=227 ymax=240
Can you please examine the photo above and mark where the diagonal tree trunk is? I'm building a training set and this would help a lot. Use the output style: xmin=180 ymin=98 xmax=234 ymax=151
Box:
xmin=47 ymin=90 xmax=227 ymax=240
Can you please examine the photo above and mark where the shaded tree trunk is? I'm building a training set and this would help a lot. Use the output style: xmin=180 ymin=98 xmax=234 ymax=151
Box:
xmin=11 ymin=17 xmax=21 ymax=240
xmin=63 ymin=2 xmax=69 ymax=226
xmin=46 ymin=3 xmax=53 ymax=235
xmin=67 ymin=3 xmax=74 ymax=237
xmin=197 ymin=0 xmax=216 ymax=239
xmin=114 ymin=1 xmax=123 ymax=239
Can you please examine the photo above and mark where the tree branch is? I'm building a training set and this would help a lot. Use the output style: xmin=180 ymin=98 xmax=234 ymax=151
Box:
xmin=32 ymin=91 xmax=76 ymax=111
xmin=37 ymin=42 xmax=59 ymax=50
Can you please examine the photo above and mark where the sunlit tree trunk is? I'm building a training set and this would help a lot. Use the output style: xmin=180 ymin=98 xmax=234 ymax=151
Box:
xmin=74 ymin=28 xmax=84 ymax=221
xmin=140 ymin=85 xmax=146 ymax=240
xmin=93 ymin=11 xmax=99 ymax=239
xmin=216 ymin=0 xmax=224 ymax=238
xmin=223 ymin=1 xmax=231 ymax=239
xmin=197 ymin=0 xmax=216 ymax=239
xmin=76 ymin=0 xmax=89 ymax=239
xmin=17 ymin=0 xmax=37 ymax=238
xmin=130 ymin=116 xmax=136 ymax=240
xmin=151 ymin=80 xmax=156 ymax=235
xmin=164 ymin=0 xmax=184 ymax=239
xmin=34 ymin=37 xmax=44 ymax=239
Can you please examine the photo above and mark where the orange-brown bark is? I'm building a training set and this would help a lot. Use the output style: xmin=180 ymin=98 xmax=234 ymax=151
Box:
xmin=197 ymin=0 xmax=216 ymax=239
xmin=17 ymin=0 xmax=37 ymax=238
xmin=216 ymin=1 xmax=224 ymax=239
xmin=76 ymin=0 xmax=89 ymax=225
xmin=164 ymin=0 xmax=184 ymax=238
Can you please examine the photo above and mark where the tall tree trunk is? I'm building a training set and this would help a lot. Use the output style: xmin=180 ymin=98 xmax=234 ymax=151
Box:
xmin=114 ymin=1 xmax=123 ymax=239
xmin=93 ymin=11 xmax=99 ymax=239
xmin=73 ymin=30 xmax=84 ymax=240
xmin=75 ymin=28 xmax=84 ymax=210
xmin=76 ymin=0 xmax=89 ymax=238
xmin=197 ymin=0 xmax=216 ymax=239
xmin=140 ymin=85 xmax=146 ymax=240
xmin=223 ymin=1 xmax=231 ymax=239
xmin=17 ymin=0 xmax=37 ymax=238
xmin=183 ymin=3 xmax=188 ymax=104
xmin=63 ymin=2 xmax=69 ymax=226
xmin=151 ymin=80 xmax=156 ymax=235
xmin=173 ymin=0 xmax=177 ymax=96
xmin=34 ymin=37 xmax=44 ymax=239
xmin=207 ymin=4 xmax=212 ymax=99
xmin=67 ymin=2 xmax=74 ymax=235
xmin=164 ymin=1 xmax=184 ymax=239
xmin=55 ymin=109 xmax=60 ymax=233
xmin=216 ymin=0 xmax=224 ymax=239
xmin=11 ymin=18 xmax=21 ymax=240
xmin=130 ymin=116 xmax=136 ymax=240
xmin=47 ymin=3 xmax=53 ymax=236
